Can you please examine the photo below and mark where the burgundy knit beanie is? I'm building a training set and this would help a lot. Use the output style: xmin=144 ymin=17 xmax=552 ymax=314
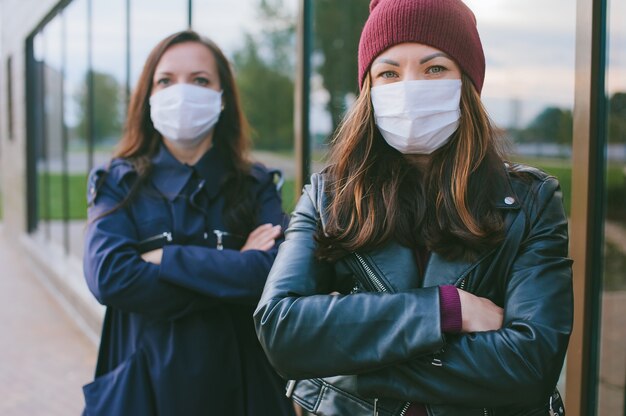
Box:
xmin=358 ymin=0 xmax=485 ymax=92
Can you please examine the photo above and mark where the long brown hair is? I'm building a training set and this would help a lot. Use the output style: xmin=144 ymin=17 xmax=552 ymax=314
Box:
xmin=109 ymin=30 xmax=256 ymax=235
xmin=317 ymin=74 xmax=507 ymax=261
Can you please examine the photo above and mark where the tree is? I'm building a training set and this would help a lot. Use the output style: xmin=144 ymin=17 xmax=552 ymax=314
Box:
xmin=75 ymin=71 xmax=123 ymax=145
xmin=517 ymin=106 xmax=573 ymax=145
xmin=608 ymin=92 xmax=626 ymax=143
xmin=233 ymin=0 xmax=295 ymax=151
xmin=314 ymin=0 xmax=370 ymax=135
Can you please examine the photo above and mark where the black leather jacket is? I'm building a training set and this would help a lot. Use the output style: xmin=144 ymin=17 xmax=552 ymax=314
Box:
xmin=254 ymin=164 xmax=573 ymax=415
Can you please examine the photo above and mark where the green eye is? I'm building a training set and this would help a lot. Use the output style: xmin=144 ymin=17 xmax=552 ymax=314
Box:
xmin=428 ymin=66 xmax=445 ymax=74
xmin=380 ymin=71 xmax=397 ymax=79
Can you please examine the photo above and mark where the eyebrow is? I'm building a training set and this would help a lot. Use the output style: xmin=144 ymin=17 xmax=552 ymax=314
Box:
xmin=372 ymin=52 xmax=452 ymax=68
xmin=155 ymin=70 xmax=212 ymax=76
xmin=420 ymin=52 xmax=451 ymax=64
xmin=372 ymin=58 xmax=400 ymax=67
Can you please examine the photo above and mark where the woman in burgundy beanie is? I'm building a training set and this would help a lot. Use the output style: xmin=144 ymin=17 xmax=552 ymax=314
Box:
xmin=255 ymin=1 xmax=572 ymax=415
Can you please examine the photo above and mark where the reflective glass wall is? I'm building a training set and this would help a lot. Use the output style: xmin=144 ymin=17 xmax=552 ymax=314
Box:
xmin=64 ymin=0 xmax=89 ymax=256
xmin=451 ymin=0 xmax=575 ymax=218
xmin=308 ymin=0 xmax=369 ymax=170
xmin=193 ymin=0 xmax=298 ymax=208
xmin=19 ymin=0 xmax=626 ymax=413
xmin=28 ymin=0 xmax=297 ymax=258
xmin=598 ymin=0 xmax=626 ymax=413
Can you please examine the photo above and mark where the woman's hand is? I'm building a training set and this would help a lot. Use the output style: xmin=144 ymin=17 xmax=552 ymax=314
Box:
xmin=457 ymin=289 xmax=504 ymax=332
xmin=241 ymin=224 xmax=282 ymax=252
xmin=141 ymin=248 xmax=163 ymax=265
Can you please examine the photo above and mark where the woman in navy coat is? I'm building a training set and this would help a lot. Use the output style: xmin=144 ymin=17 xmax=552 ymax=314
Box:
xmin=82 ymin=30 xmax=295 ymax=416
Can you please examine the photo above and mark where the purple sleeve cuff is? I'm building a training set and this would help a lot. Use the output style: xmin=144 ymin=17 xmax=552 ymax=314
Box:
xmin=439 ymin=285 xmax=462 ymax=333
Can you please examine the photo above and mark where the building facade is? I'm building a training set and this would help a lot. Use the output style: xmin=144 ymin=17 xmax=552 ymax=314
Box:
xmin=0 ymin=0 xmax=624 ymax=414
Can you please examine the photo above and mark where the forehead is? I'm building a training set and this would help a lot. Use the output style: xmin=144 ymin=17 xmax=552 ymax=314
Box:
xmin=155 ymin=41 xmax=217 ymax=73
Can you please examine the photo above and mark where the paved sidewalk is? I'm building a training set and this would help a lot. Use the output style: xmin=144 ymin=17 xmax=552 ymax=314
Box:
xmin=0 ymin=225 xmax=97 ymax=415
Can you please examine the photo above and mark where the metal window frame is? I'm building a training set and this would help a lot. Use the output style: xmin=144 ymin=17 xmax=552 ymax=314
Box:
xmin=294 ymin=0 xmax=312 ymax=192
xmin=566 ymin=0 xmax=608 ymax=414
xmin=25 ymin=39 xmax=39 ymax=233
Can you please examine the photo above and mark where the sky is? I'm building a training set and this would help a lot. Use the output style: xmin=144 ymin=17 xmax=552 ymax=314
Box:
xmin=607 ymin=0 xmax=626 ymax=93
xmin=457 ymin=0 xmax=577 ymax=128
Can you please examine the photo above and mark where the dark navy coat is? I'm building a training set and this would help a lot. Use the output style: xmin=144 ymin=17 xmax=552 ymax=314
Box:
xmin=82 ymin=144 xmax=294 ymax=416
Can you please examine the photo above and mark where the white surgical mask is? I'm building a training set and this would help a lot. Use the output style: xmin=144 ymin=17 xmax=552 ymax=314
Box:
xmin=371 ymin=79 xmax=462 ymax=154
xmin=149 ymin=83 xmax=223 ymax=146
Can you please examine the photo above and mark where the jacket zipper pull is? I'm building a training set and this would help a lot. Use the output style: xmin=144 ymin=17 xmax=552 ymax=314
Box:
xmin=549 ymin=394 xmax=561 ymax=416
xmin=373 ymin=398 xmax=379 ymax=416
xmin=285 ymin=380 xmax=296 ymax=398
xmin=213 ymin=230 xmax=225 ymax=250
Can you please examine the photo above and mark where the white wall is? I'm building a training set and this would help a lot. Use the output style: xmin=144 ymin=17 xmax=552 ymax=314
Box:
xmin=0 ymin=0 xmax=60 ymax=234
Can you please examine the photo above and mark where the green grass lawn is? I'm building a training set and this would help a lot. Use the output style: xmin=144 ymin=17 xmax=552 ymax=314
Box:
xmin=281 ymin=179 xmax=297 ymax=214
xmin=38 ymin=173 xmax=89 ymax=220
xmin=513 ymin=158 xmax=573 ymax=215
xmin=514 ymin=157 xmax=625 ymax=217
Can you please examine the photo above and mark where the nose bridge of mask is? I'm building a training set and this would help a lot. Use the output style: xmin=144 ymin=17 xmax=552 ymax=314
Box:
xmin=372 ymin=79 xmax=462 ymax=116
xmin=151 ymin=83 xmax=222 ymax=107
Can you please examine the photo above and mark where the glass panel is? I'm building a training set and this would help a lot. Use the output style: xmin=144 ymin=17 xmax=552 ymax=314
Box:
xmin=192 ymin=0 xmax=298 ymax=212
xmin=310 ymin=0 xmax=370 ymax=170
xmin=130 ymin=0 xmax=187 ymax=88
xmin=64 ymin=0 xmax=89 ymax=258
xmin=462 ymin=0 xmax=576 ymax=218
xmin=42 ymin=15 xmax=65 ymax=248
xmin=92 ymin=0 xmax=126 ymax=165
xmin=598 ymin=0 xmax=626 ymax=413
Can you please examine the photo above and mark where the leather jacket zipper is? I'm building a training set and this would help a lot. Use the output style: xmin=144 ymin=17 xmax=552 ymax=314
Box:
xmin=398 ymin=402 xmax=410 ymax=416
xmin=457 ymin=276 xmax=467 ymax=290
xmin=353 ymin=253 xmax=411 ymax=416
xmin=354 ymin=253 xmax=388 ymax=293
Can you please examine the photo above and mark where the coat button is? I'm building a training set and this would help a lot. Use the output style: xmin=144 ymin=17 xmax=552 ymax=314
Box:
xmin=504 ymin=196 xmax=515 ymax=205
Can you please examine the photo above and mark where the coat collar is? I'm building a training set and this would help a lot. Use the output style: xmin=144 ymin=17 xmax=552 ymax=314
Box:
xmin=493 ymin=163 xmax=521 ymax=210
xmin=150 ymin=143 xmax=227 ymax=201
